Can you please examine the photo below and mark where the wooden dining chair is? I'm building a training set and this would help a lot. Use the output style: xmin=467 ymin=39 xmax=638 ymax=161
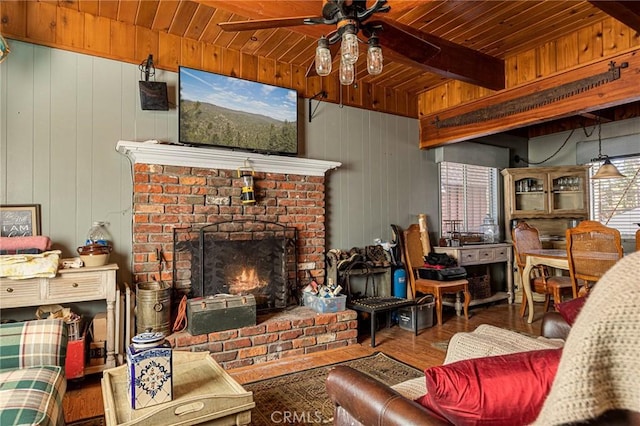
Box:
xmin=566 ymin=220 xmax=623 ymax=298
xmin=402 ymin=224 xmax=470 ymax=326
xmin=512 ymin=221 xmax=573 ymax=317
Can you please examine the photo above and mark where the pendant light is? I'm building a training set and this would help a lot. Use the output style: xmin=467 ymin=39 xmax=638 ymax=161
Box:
xmin=591 ymin=120 xmax=625 ymax=180
xmin=340 ymin=27 xmax=359 ymax=65
xmin=339 ymin=59 xmax=355 ymax=85
xmin=367 ymin=35 xmax=383 ymax=76
xmin=314 ymin=36 xmax=332 ymax=76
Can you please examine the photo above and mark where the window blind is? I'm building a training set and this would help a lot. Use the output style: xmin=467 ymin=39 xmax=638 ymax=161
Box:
xmin=589 ymin=156 xmax=640 ymax=238
xmin=440 ymin=162 xmax=499 ymax=236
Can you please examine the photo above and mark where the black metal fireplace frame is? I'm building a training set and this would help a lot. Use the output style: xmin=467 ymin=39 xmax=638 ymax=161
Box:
xmin=172 ymin=219 xmax=298 ymax=312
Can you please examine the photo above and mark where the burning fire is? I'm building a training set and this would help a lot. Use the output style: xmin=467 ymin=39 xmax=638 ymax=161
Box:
xmin=229 ymin=267 xmax=267 ymax=293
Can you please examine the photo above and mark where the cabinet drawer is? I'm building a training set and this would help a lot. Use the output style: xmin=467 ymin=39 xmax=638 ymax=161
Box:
xmin=477 ymin=248 xmax=495 ymax=263
xmin=493 ymin=247 xmax=509 ymax=262
xmin=48 ymin=272 xmax=105 ymax=300
xmin=458 ymin=250 xmax=479 ymax=265
xmin=0 ymin=278 xmax=41 ymax=307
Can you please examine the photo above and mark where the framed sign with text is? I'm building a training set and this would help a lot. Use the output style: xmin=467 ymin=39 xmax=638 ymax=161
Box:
xmin=0 ymin=204 xmax=41 ymax=237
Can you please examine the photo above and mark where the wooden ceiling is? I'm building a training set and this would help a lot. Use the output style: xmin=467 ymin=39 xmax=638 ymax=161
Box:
xmin=3 ymin=1 xmax=640 ymax=129
xmin=42 ymin=1 xmax=635 ymax=92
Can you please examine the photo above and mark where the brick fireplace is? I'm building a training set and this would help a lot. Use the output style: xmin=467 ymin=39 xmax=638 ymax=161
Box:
xmin=117 ymin=141 xmax=356 ymax=367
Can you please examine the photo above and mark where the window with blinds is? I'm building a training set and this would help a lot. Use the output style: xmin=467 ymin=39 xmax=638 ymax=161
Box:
xmin=589 ymin=155 xmax=640 ymax=238
xmin=439 ymin=162 xmax=499 ymax=237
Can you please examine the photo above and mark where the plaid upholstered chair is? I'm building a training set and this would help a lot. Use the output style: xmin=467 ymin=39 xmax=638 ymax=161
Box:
xmin=0 ymin=319 xmax=68 ymax=425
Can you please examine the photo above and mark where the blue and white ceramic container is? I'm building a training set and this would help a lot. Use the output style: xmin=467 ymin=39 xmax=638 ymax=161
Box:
xmin=126 ymin=330 xmax=173 ymax=409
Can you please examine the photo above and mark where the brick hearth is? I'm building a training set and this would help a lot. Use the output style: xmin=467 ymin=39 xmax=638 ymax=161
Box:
xmin=166 ymin=307 xmax=359 ymax=369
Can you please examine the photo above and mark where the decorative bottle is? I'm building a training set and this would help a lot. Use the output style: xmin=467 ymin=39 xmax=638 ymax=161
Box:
xmin=86 ymin=221 xmax=112 ymax=247
xmin=480 ymin=214 xmax=499 ymax=244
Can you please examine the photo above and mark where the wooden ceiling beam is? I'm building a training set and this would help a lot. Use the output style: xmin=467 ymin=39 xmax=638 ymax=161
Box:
xmin=589 ymin=1 xmax=640 ymax=33
xmin=419 ymin=49 xmax=640 ymax=148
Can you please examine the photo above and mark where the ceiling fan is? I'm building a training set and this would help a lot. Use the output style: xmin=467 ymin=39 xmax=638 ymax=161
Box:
xmin=217 ymin=0 xmax=506 ymax=91
xmin=218 ymin=0 xmax=441 ymax=84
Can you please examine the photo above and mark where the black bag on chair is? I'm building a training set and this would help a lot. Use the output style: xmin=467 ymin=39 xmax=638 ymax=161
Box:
xmin=420 ymin=252 xmax=467 ymax=281
xmin=424 ymin=252 xmax=456 ymax=267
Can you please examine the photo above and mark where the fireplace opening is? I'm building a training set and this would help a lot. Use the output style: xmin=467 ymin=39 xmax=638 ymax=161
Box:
xmin=173 ymin=220 xmax=298 ymax=312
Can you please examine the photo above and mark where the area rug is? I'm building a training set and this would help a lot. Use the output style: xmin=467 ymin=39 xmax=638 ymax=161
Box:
xmin=244 ymin=351 xmax=423 ymax=425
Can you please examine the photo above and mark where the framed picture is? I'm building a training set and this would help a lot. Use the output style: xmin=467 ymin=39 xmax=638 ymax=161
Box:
xmin=0 ymin=204 xmax=42 ymax=237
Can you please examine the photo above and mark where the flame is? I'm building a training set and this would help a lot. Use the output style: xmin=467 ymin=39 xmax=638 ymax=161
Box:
xmin=229 ymin=267 xmax=266 ymax=293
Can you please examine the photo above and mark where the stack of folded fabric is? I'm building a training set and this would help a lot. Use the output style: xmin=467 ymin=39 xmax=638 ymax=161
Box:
xmin=0 ymin=250 xmax=61 ymax=279
xmin=0 ymin=236 xmax=52 ymax=255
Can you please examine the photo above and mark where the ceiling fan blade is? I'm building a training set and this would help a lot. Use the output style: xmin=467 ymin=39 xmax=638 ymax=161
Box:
xmin=366 ymin=19 xmax=441 ymax=64
xmin=219 ymin=16 xmax=322 ymax=32
xmin=368 ymin=17 xmax=505 ymax=91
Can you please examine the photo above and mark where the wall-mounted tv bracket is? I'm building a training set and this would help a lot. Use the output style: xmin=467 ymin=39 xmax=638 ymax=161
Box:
xmin=309 ymin=91 xmax=328 ymax=123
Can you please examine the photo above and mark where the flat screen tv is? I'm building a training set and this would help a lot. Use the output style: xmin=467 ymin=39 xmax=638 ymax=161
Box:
xmin=179 ymin=66 xmax=298 ymax=155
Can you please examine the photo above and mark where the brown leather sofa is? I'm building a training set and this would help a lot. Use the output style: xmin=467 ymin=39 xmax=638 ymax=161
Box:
xmin=325 ymin=313 xmax=570 ymax=426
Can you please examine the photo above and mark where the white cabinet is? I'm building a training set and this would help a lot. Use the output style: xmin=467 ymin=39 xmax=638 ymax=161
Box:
xmin=0 ymin=263 xmax=119 ymax=375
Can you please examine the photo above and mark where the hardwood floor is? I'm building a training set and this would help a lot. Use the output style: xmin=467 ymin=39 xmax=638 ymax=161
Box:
xmin=229 ymin=302 xmax=541 ymax=384
xmin=63 ymin=302 xmax=541 ymax=422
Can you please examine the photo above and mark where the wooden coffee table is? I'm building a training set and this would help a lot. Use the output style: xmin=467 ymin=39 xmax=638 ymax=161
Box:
xmin=101 ymin=351 xmax=255 ymax=425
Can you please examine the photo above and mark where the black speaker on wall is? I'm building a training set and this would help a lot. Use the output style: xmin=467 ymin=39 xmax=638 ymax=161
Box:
xmin=139 ymin=81 xmax=169 ymax=111
xmin=139 ymin=54 xmax=169 ymax=111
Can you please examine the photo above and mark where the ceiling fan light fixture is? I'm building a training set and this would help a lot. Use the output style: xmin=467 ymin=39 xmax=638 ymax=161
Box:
xmin=339 ymin=59 xmax=355 ymax=85
xmin=367 ymin=36 xmax=383 ymax=75
xmin=315 ymin=37 xmax=332 ymax=76
xmin=341 ymin=31 xmax=359 ymax=65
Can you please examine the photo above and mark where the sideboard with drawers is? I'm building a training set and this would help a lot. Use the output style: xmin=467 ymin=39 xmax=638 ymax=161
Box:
xmin=434 ymin=243 xmax=513 ymax=305
xmin=0 ymin=263 xmax=119 ymax=375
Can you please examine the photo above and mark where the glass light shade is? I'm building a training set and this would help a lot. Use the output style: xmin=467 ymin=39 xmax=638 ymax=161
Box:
xmin=592 ymin=158 xmax=626 ymax=179
xmin=341 ymin=32 xmax=359 ymax=65
xmin=367 ymin=45 xmax=383 ymax=75
xmin=339 ymin=60 xmax=355 ymax=85
xmin=315 ymin=37 xmax=332 ymax=76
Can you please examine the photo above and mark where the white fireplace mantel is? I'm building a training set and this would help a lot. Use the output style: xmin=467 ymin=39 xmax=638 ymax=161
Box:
xmin=116 ymin=141 xmax=341 ymax=176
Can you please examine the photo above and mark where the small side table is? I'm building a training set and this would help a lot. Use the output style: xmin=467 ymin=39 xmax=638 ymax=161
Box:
xmin=348 ymin=297 xmax=415 ymax=347
xmin=102 ymin=351 xmax=255 ymax=425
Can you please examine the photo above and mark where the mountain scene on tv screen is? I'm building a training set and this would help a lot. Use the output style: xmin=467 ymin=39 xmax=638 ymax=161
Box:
xmin=180 ymin=100 xmax=297 ymax=154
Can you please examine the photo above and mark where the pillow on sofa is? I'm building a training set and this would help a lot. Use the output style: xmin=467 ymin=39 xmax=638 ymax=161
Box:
xmin=415 ymin=348 xmax=562 ymax=426
xmin=556 ymin=295 xmax=587 ymax=325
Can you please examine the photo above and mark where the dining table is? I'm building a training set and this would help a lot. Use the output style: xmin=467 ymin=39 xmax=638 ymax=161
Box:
xmin=521 ymin=249 xmax=569 ymax=324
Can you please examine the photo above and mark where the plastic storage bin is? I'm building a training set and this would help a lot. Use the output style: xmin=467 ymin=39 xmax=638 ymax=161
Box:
xmin=398 ymin=298 xmax=435 ymax=331
xmin=303 ymin=293 xmax=347 ymax=313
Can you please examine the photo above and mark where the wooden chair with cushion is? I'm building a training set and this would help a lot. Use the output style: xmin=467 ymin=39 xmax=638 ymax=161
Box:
xmin=512 ymin=221 xmax=573 ymax=317
xmin=566 ymin=220 xmax=623 ymax=298
xmin=402 ymin=224 xmax=470 ymax=326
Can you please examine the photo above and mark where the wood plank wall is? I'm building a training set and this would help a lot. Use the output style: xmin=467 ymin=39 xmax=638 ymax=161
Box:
xmin=0 ymin=40 xmax=436 ymax=288
xmin=0 ymin=1 xmax=417 ymax=119
xmin=418 ymin=17 xmax=640 ymax=118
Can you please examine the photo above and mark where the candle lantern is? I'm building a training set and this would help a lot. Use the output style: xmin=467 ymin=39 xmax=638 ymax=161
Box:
xmin=238 ymin=163 xmax=256 ymax=204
